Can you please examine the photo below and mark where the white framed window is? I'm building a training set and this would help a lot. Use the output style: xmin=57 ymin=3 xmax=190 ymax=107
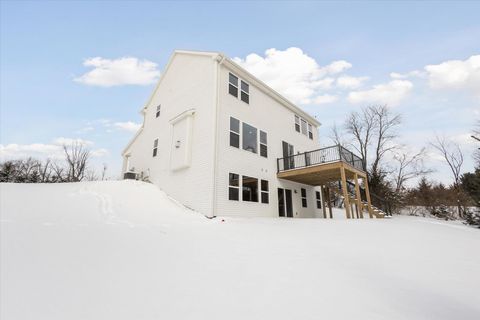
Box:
xmin=229 ymin=73 xmax=239 ymax=98
xmin=316 ymin=191 xmax=322 ymax=209
xmin=155 ymin=105 xmax=161 ymax=118
xmin=152 ymin=139 xmax=158 ymax=157
xmin=301 ymin=119 xmax=308 ymax=135
xmin=242 ymin=175 xmax=258 ymax=202
xmin=240 ymin=80 xmax=249 ymax=104
xmin=308 ymin=123 xmax=313 ymax=140
xmin=229 ymin=173 xmax=239 ymax=201
xmin=301 ymin=188 xmax=307 ymax=207
xmin=242 ymin=122 xmax=257 ymax=154
xmin=230 ymin=117 xmax=240 ymax=148
xmin=261 ymin=180 xmax=269 ymax=204
xmin=260 ymin=130 xmax=267 ymax=158
xmin=295 ymin=115 xmax=300 ymax=132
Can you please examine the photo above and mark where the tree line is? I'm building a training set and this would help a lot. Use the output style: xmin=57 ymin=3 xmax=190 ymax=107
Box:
xmin=332 ymin=105 xmax=479 ymax=227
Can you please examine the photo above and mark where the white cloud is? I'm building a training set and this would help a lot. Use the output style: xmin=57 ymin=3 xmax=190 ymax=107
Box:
xmin=347 ymin=80 xmax=413 ymax=106
xmin=0 ymin=138 xmax=107 ymax=161
xmin=389 ymin=70 xmax=425 ymax=79
xmin=336 ymin=75 xmax=369 ymax=89
xmin=233 ymin=47 xmax=352 ymax=105
xmin=313 ymin=94 xmax=339 ymax=105
xmin=113 ymin=121 xmax=141 ymax=133
xmin=74 ymin=57 xmax=160 ymax=87
xmin=424 ymin=54 xmax=480 ymax=95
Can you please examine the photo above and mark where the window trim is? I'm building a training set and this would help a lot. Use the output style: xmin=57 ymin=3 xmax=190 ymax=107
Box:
xmin=242 ymin=122 xmax=258 ymax=154
xmin=301 ymin=188 xmax=307 ymax=208
xmin=152 ymin=138 xmax=158 ymax=157
xmin=259 ymin=130 xmax=268 ymax=158
xmin=229 ymin=73 xmax=239 ymax=98
xmin=228 ymin=172 xmax=240 ymax=201
xmin=261 ymin=179 xmax=269 ymax=204
xmin=316 ymin=191 xmax=322 ymax=209
xmin=240 ymin=80 xmax=250 ymax=104
xmin=229 ymin=117 xmax=240 ymax=148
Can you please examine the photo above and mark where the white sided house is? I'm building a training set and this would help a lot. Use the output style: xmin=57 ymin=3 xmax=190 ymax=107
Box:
xmin=122 ymin=50 xmax=386 ymax=219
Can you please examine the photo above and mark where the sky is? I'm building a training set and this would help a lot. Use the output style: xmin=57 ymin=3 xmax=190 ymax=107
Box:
xmin=1 ymin=1 xmax=479 ymax=184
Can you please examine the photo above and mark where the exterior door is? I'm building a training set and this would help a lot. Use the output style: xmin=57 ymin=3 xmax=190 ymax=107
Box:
xmin=278 ymin=188 xmax=293 ymax=218
xmin=282 ymin=141 xmax=294 ymax=170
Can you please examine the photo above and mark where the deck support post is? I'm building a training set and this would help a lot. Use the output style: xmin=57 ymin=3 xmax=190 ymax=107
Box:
xmin=363 ymin=174 xmax=374 ymax=218
xmin=321 ymin=185 xmax=327 ymax=219
xmin=340 ymin=166 xmax=351 ymax=219
xmin=354 ymin=173 xmax=363 ymax=219
xmin=326 ymin=187 xmax=333 ymax=219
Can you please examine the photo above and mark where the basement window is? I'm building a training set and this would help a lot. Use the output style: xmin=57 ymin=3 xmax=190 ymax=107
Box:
xmin=260 ymin=130 xmax=268 ymax=158
xmin=230 ymin=117 xmax=240 ymax=148
xmin=316 ymin=191 xmax=322 ymax=209
xmin=152 ymin=139 xmax=158 ymax=157
xmin=261 ymin=180 xmax=269 ymax=204
xmin=229 ymin=73 xmax=239 ymax=98
xmin=301 ymin=188 xmax=307 ymax=207
xmin=242 ymin=175 xmax=258 ymax=202
xmin=228 ymin=173 xmax=239 ymax=201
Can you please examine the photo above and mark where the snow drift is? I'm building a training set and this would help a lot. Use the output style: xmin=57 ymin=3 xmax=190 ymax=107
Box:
xmin=1 ymin=181 xmax=479 ymax=320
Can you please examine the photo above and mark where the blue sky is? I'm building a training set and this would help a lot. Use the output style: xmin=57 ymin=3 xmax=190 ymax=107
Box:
xmin=1 ymin=1 xmax=479 ymax=183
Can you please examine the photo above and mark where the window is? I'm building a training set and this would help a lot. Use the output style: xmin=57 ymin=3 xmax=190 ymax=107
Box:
xmin=261 ymin=180 xmax=269 ymax=204
xmin=308 ymin=124 xmax=313 ymax=140
xmin=155 ymin=105 xmax=161 ymax=118
xmin=295 ymin=115 xmax=300 ymax=132
xmin=260 ymin=130 xmax=267 ymax=158
xmin=242 ymin=175 xmax=258 ymax=202
xmin=240 ymin=80 xmax=249 ymax=104
xmin=301 ymin=188 xmax=307 ymax=207
xmin=230 ymin=117 xmax=240 ymax=148
xmin=242 ymin=122 xmax=257 ymax=154
xmin=152 ymin=139 xmax=158 ymax=157
xmin=229 ymin=173 xmax=239 ymax=201
xmin=301 ymin=119 xmax=308 ymax=135
xmin=316 ymin=191 xmax=322 ymax=209
xmin=229 ymin=73 xmax=238 ymax=97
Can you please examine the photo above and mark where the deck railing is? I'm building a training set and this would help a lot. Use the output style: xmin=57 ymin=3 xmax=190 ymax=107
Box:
xmin=277 ymin=145 xmax=364 ymax=173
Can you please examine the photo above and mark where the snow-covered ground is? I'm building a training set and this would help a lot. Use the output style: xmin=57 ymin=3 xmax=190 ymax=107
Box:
xmin=1 ymin=181 xmax=479 ymax=320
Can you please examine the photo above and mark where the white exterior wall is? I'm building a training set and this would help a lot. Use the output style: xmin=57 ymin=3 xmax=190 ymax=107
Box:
xmin=214 ymin=64 xmax=324 ymax=218
xmin=123 ymin=53 xmax=217 ymax=216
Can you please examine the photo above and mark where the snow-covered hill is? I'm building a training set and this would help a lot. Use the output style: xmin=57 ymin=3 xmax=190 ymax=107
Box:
xmin=1 ymin=181 xmax=479 ymax=320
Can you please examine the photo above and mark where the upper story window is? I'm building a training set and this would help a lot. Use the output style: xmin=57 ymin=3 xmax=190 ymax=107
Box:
xmin=229 ymin=72 xmax=250 ymax=104
xmin=316 ymin=191 xmax=322 ymax=209
xmin=259 ymin=130 xmax=267 ymax=158
xmin=240 ymin=81 xmax=249 ymax=104
xmin=155 ymin=105 xmax=161 ymax=118
xmin=242 ymin=122 xmax=257 ymax=154
xmin=301 ymin=119 xmax=307 ymax=135
xmin=230 ymin=117 xmax=240 ymax=148
xmin=295 ymin=114 xmax=314 ymax=140
xmin=152 ymin=139 xmax=158 ymax=157
xmin=229 ymin=73 xmax=238 ymax=98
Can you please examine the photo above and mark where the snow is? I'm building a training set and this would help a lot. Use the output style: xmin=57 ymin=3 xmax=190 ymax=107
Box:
xmin=1 ymin=180 xmax=479 ymax=320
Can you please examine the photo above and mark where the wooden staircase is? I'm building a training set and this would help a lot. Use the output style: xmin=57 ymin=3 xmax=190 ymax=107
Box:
xmin=327 ymin=184 xmax=386 ymax=219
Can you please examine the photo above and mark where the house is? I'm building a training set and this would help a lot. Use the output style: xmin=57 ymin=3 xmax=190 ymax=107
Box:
xmin=122 ymin=50 xmax=384 ymax=219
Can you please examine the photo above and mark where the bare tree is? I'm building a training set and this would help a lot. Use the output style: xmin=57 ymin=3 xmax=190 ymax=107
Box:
xmin=344 ymin=106 xmax=376 ymax=171
xmin=370 ymin=106 xmax=401 ymax=178
xmin=101 ymin=163 xmax=108 ymax=180
xmin=330 ymin=122 xmax=347 ymax=146
xmin=63 ymin=142 xmax=90 ymax=182
xmin=392 ymin=147 xmax=432 ymax=193
xmin=473 ymin=119 xmax=480 ymax=167
xmin=430 ymin=135 xmax=465 ymax=217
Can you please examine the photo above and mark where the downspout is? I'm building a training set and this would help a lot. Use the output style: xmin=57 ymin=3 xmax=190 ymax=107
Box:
xmin=210 ymin=54 xmax=226 ymax=218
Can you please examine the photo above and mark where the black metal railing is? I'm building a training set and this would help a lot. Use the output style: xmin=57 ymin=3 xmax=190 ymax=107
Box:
xmin=277 ymin=145 xmax=364 ymax=173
